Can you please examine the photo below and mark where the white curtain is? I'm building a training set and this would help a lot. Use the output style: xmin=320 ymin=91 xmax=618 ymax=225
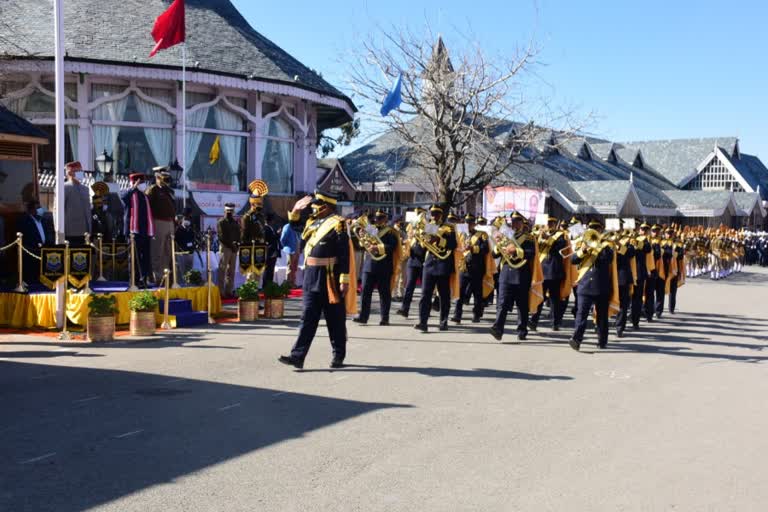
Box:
xmin=92 ymin=85 xmax=129 ymax=158
xmin=2 ymin=94 xmax=28 ymax=116
xmin=214 ymin=105 xmax=244 ymax=190
xmin=262 ymin=118 xmax=294 ymax=193
xmin=66 ymin=125 xmax=78 ymax=160
xmin=184 ymin=106 xmax=210 ymax=185
xmin=135 ymin=95 xmax=173 ymax=168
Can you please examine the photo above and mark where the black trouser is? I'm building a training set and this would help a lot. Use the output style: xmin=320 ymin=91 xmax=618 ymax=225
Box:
xmin=615 ymin=284 xmax=631 ymax=332
xmin=359 ymin=270 xmax=393 ymax=322
xmin=574 ymin=293 xmax=609 ymax=345
xmin=669 ymin=277 xmax=679 ymax=313
xmin=631 ymin=276 xmax=646 ymax=326
xmin=400 ymin=265 xmax=421 ymax=315
xmin=453 ymin=271 xmax=484 ymax=321
xmin=290 ymin=267 xmax=347 ymax=362
xmin=133 ymin=234 xmax=152 ymax=284
xmin=654 ymin=276 xmax=666 ymax=317
xmin=493 ymin=278 xmax=529 ymax=338
xmin=530 ymin=278 xmax=564 ymax=328
xmin=418 ymin=269 xmax=451 ymax=327
xmin=263 ymin=257 xmax=278 ymax=286
xmin=643 ymin=275 xmax=656 ymax=320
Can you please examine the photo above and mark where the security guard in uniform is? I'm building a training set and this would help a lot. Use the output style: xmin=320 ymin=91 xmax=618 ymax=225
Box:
xmin=489 ymin=211 xmax=536 ymax=342
xmin=279 ymin=191 xmax=355 ymax=369
xmin=354 ymin=209 xmax=399 ymax=326
xmin=451 ymin=213 xmax=489 ymax=324
xmin=530 ymin=216 xmax=568 ymax=331
xmin=414 ymin=204 xmax=457 ymax=332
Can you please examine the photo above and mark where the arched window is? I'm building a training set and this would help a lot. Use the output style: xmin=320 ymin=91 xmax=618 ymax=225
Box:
xmin=262 ymin=116 xmax=295 ymax=194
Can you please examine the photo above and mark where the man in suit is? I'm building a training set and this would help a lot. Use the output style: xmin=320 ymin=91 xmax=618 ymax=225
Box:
xmin=17 ymin=200 xmax=54 ymax=285
xmin=122 ymin=173 xmax=155 ymax=287
xmin=63 ymin=161 xmax=91 ymax=246
xmin=489 ymin=211 xmax=536 ymax=342
xmin=570 ymin=222 xmax=614 ymax=351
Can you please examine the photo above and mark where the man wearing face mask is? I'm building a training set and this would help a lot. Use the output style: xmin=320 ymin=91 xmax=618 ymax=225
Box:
xmin=217 ymin=203 xmax=241 ymax=298
xmin=354 ymin=209 xmax=400 ymax=326
xmin=17 ymin=200 xmax=54 ymax=285
xmin=279 ymin=190 xmax=357 ymax=369
xmin=241 ymin=180 xmax=276 ymax=283
xmin=175 ymin=209 xmax=196 ymax=279
xmin=90 ymin=182 xmax=113 ymax=243
xmin=280 ymin=210 xmax=301 ymax=287
xmin=63 ymin=161 xmax=91 ymax=246
xmin=146 ymin=167 xmax=176 ymax=282
xmin=122 ymin=173 xmax=155 ymax=287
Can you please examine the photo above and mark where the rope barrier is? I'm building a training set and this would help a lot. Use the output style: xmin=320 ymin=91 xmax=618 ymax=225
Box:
xmin=0 ymin=239 xmax=20 ymax=253
xmin=20 ymin=245 xmax=42 ymax=260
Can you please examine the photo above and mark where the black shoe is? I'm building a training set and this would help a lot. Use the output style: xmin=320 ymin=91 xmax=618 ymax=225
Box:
xmin=352 ymin=317 xmax=367 ymax=325
xmin=598 ymin=342 xmax=608 ymax=349
xmin=528 ymin=322 xmax=538 ymax=332
xmin=439 ymin=323 xmax=448 ymax=331
xmin=552 ymin=325 xmax=561 ymax=332
xmin=568 ymin=338 xmax=581 ymax=351
xmin=396 ymin=309 xmax=408 ymax=318
xmin=330 ymin=359 xmax=344 ymax=369
xmin=414 ymin=323 xmax=428 ymax=333
xmin=472 ymin=316 xmax=481 ymax=323
xmin=278 ymin=355 xmax=304 ymax=369
xmin=379 ymin=319 xmax=389 ymax=326
xmin=656 ymin=312 xmax=662 ymax=319
xmin=489 ymin=326 xmax=503 ymax=341
xmin=669 ymin=309 xmax=675 ymax=314
xmin=450 ymin=317 xmax=461 ymax=324
xmin=616 ymin=328 xmax=624 ymax=338
xmin=517 ymin=332 xmax=527 ymax=341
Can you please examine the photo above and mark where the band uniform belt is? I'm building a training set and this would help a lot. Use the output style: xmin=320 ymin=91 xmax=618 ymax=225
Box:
xmin=305 ymin=256 xmax=337 ymax=267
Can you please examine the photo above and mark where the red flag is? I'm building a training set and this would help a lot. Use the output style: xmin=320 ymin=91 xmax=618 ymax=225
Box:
xmin=149 ymin=0 xmax=185 ymax=57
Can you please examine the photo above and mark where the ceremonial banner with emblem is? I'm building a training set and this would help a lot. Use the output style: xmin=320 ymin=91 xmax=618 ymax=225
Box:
xmin=68 ymin=247 xmax=92 ymax=288
xmin=238 ymin=245 xmax=253 ymax=274
xmin=39 ymin=245 xmax=67 ymax=290
xmin=238 ymin=244 xmax=268 ymax=276
xmin=251 ymin=243 xmax=268 ymax=275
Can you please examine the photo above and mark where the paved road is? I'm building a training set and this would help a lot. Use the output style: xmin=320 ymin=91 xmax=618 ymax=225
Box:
xmin=2 ymin=267 xmax=768 ymax=512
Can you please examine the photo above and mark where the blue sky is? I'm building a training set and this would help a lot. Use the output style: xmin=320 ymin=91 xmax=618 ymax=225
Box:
xmin=232 ymin=0 xmax=767 ymax=159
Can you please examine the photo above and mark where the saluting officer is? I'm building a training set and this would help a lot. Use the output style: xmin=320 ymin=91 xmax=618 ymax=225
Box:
xmin=279 ymin=191 xmax=354 ymax=369
xmin=414 ymin=204 xmax=457 ymax=332
xmin=489 ymin=211 xmax=536 ymax=342
xmin=530 ymin=216 xmax=569 ymax=332
xmin=569 ymin=220 xmax=614 ymax=351
xmin=451 ymin=213 xmax=489 ymax=324
xmin=354 ymin=209 xmax=399 ymax=326
xmin=122 ymin=173 xmax=154 ymax=287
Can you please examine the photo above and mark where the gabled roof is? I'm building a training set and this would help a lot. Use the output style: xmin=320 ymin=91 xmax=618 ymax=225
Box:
xmin=0 ymin=105 xmax=48 ymax=142
xmin=733 ymin=192 xmax=761 ymax=214
xmin=617 ymin=137 xmax=739 ymax=187
xmin=1 ymin=0 xmax=354 ymax=126
xmin=661 ymin=190 xmax=738 ymax=216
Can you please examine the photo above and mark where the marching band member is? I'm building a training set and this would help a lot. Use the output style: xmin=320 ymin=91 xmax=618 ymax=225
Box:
xmin=614 ymin=223 xmax=636 ymax=338
xmin=668 ymin=228 xmax=686 ymax=313
xmin=279 ymin=191 xmax=356 ymax=369
xmin=354 ymin=209 xmax=400 ymax=326
xmin=414 ymin=204 xmax=457 ymax=332
xmin=569 ymin=221 xmax=615 ymax=351
xmin=396 ymin=209 xmax=427 ymax=319
xmin=631 ymin=222 xmax=654 ymax=328
xmin=489 ymin=211 xmax=536 ymax=342
xmin=451 ymin=214 xmax=492 ymax=324
xmin=530 ymin=216 xmax=569 ymax=332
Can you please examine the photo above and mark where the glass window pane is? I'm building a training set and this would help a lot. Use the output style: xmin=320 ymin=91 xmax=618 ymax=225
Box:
xmin=139 ymin=86 xmax=175 ymax=107
xmin=110 ymin=126 xmax=173 ymax=175
xmin=186 ymin=91 xmax=214 ymax=107
xmin=0 ymin=159 xmax=37 ymax=205
xmin=36 ymin=125 xmax=76 ymax=170
xmin=265 ymin=116 xmax=293 ymax=139
xmin=187 ymin=132 xmax=246 ymax=192
xmin=262 ymin=139 xmax=294 ymax=194
xmin=91 ymin=83 xmax=128 ymax=102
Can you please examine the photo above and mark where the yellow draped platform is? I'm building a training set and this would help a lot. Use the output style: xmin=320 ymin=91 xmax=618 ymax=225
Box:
xmin=0 ymin=286 xmax=222 ymax=329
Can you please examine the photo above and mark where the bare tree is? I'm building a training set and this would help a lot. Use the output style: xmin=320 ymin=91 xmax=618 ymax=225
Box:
xmin=347 ymin=25 xmax=588 ymax=208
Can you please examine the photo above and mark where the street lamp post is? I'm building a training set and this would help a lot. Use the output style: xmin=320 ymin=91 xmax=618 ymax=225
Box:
xmin=94 ymin=150 xmax=113 ymax=181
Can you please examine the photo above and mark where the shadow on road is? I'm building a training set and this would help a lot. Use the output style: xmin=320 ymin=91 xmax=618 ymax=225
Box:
xmin=301 ymin=364 xmax=574 ymax=381
xmin=0 ymin=360 xmax=409 ymax=512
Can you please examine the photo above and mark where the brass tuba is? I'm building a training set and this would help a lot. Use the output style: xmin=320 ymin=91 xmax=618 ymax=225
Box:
xmin=411 ymin=212 xmax=452 ymax=260
xmin=351 ymin=215 xmax=387 ymax=262
xmin=493 ymin=227 xmax=527 ymax=269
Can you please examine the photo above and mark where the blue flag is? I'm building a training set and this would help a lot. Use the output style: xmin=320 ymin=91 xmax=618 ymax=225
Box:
xmin=380 ymin=74 xmax=403 ymax=117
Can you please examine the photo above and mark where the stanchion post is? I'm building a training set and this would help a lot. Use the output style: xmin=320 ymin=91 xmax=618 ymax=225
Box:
xmin=58 ymin=241 xmax=72 ymax=341
xmin=171 ymin=234 xmax=181 ymax=289
xmin=81 ymin=233 xmax=92 ymax=294
xmin=128 ymin=233 xmax=139 ymax=292
xmin=111 ymin=237 xmax=116 ymax=281
xmin=206 ymin=232 xmax=215 ymax=324
xmin=96 ymin=234 xmax=106 ymax=281
xmin=14 ymin=232 xmax=26 ymax=293
xmin=161 ymin=268 xmax=171 ymax=330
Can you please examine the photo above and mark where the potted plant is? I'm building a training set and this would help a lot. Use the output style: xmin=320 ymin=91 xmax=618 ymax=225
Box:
xmin=184 ymin=269 xmax=203 ymax=286
xmin=235 ymin=279 xmax=261 ymax=322
xmin=128 ymin=291 xmax=159 ymax=336
xmin=87 ymin=294 xmax=118 ymax=342
xmin=262 ymin=281 xmax=291 ymax=319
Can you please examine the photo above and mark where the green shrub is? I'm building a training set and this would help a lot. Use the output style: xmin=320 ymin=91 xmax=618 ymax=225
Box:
xmin=235 ymin=280 xmax=261 ymax=301
xmin=128 ymin=291 xmax=159 ymax=312
xmin=184 ymin=269 xmax=203 ymax=286
xmin=263 ymin=280 xmax=291 ymax=299
xmin=88 ymin=294 xmax=118 ymax=316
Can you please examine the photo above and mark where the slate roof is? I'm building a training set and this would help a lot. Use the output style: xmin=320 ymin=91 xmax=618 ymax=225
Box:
xmin=616 ymin=137 xmax=739 ymax=187
xmin=660 ymin=190 xmax=734 ymax=211
xmin=568 ymin=180 xmax=631 ymax=205
xmin=1 ymin=0 xmax=354 ymax=127
xmin=736 ymin=153 xmax=768 ymax=200
xmin=0 ymin=105 xmax=48 ymax=140
xmin=733 ymin=192 xmax=761 ymax=213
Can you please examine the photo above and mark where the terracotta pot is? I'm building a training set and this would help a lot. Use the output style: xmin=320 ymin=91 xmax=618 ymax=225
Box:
xmin=130 ymin=310 xmax=156 ymax=336
xmin=87 ymin=315 xmax=115 ymax=342
xmin=238 ymin=299 xmax=259 ymax=322
xmin=264 ymin=298 xmax=284 ymax=319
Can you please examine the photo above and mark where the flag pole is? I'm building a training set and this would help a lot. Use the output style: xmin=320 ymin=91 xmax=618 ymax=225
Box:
xmin=53 ymin=0 xmax=67 ymax=331
xmin=182 ymin=42 xmax=187 ymax=209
